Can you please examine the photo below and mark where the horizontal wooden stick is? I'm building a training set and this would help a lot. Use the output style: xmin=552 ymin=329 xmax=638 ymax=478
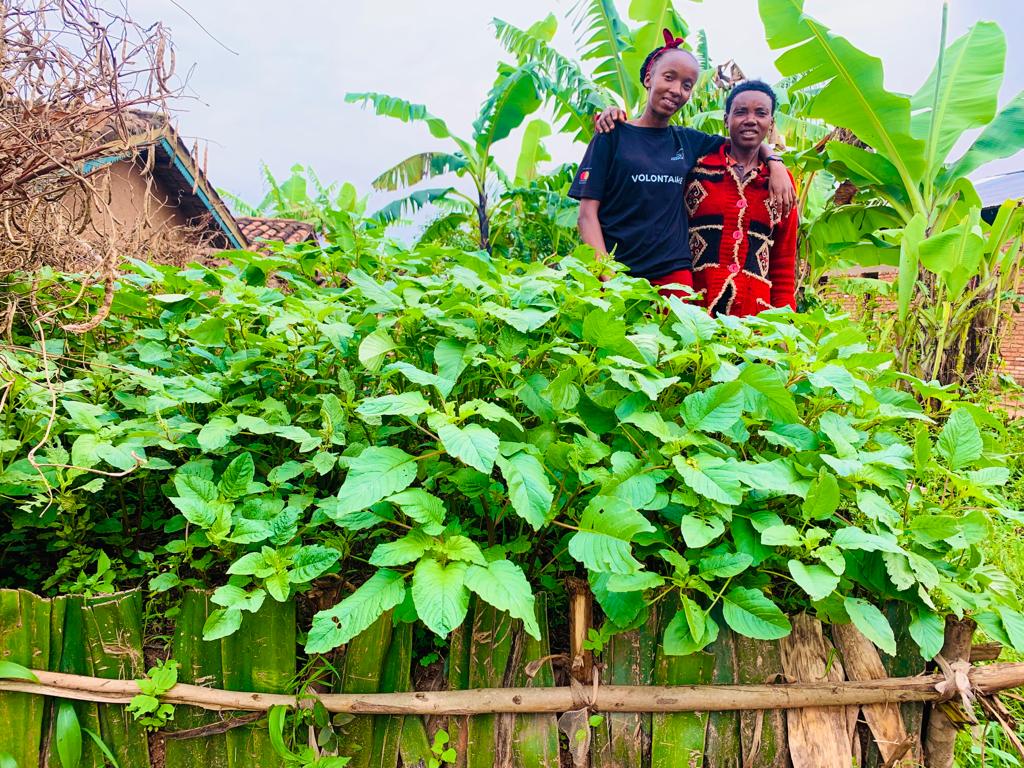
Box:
xmin=2 ymin=663 xmax=1024 ymax=715
xmin=971 ymin=643 xmax=1003 ymax=662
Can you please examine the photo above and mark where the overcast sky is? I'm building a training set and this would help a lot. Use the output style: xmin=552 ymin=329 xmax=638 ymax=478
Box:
xmin=130 ymin=0 xmax=1024 ymax=216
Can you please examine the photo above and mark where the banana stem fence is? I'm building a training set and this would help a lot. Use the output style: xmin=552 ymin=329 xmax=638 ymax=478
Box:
xmin=2 ymin=588 xmax=1022 ymax=768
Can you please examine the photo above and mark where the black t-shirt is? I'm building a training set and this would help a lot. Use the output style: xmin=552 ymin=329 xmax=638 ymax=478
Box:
xmin=569 ymin=124 xmax=725 ymax=280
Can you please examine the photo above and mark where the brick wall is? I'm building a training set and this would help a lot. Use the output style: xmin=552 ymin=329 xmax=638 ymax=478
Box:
xmin=819 ymin=280 xmax=1024 ymax=387
xmin=999 ymin=311 xmax=1024 ymax=384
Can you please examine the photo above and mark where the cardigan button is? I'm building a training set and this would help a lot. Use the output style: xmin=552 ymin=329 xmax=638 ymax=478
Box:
xmin=728 ymin=263 xmax=740 ymax=274
xmin=736 ymin=199 xmax=747 ymax=208
xmin=732 ymin=230 xmax=743 ymax=240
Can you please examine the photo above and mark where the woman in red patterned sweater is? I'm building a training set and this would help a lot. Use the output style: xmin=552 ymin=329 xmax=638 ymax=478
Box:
xmin=686 ymin=80 xmax=798 ymax=316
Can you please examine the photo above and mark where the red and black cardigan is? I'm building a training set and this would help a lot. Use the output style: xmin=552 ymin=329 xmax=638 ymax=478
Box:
xmin=684 ymin=143 xmax=798 ymax=316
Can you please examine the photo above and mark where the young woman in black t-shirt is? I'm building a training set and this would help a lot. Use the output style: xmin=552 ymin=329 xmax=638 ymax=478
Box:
xmin=569 ymin=31 xmax=795 ymax=298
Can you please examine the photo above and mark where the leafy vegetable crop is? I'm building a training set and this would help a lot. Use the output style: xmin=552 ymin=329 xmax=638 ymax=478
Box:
xmin=2 ymin=238 xmax=1020 ymax=659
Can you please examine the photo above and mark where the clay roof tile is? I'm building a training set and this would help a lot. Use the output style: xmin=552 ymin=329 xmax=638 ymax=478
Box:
xmin=235 ymin=217 xmax=317 ymax=245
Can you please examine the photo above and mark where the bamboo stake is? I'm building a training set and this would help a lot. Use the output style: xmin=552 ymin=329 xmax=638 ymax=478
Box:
xmin=706 ymin=626 xmax=743 ymax=763
xmin=164 ymin=591 xmax=229 ymax=768
xmin=466 ymin=602 xmax=515 ymax=768
xmin=4 ymin=663 xmax=1024 ymax=716
xmin=77 ymin=592 xmax=151 ymax=768
xmin=593 ymin=608 xmax=657 ymax=768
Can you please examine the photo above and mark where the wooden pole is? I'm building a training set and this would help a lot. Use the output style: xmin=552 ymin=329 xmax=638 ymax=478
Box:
xmin=923 ymin=616 xmax=976 ymax=768
xmin=566 ymin=577 xmax=593 ymax=686
xmin=3 ymin=662 xmax=1024 ymax=716
xmin=566 ymin=577 xmax=594 ymax=768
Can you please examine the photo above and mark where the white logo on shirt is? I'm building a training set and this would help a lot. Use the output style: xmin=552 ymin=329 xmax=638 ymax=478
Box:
xmin=631 ymin=174 xmax=684 ymax=184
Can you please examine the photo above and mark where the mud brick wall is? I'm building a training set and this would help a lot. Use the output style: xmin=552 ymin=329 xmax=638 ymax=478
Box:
xmin=999 ymin=311 xmax=1024 ymax=383
xmin=819 ymin=276 xmax=1024 ymax=390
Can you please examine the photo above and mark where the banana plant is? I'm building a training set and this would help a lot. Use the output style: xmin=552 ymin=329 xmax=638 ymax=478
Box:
xmin=495 ymin=0 xmax=701 ymax=142
xmin=347 ymin=59 xmax=542 ymax=252
xmin=219 ymin=163 xmax=340 ymax=228
xmin=760 ymin=0 xmax=1024 ymax=385
xmin=578 ymin=0 xmax=694 ymax=116
xmin=501 ymin=2 xmax=823 ymax=155
xmin=493 ymin=15 xmax=612 ymax=142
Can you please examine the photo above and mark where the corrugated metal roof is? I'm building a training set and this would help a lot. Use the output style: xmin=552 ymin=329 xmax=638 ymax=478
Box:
xmin=976 ymin=171 xmax=1024 ymax=209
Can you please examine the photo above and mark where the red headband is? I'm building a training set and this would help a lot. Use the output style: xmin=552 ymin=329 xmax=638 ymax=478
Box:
xmin=660 ymin=28 xmax=685 ymax=51
xmin=644 ymin=29 xmax=687 ymax=80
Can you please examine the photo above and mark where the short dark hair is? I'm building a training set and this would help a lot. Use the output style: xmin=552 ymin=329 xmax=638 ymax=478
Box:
xmin=639 ymin=46 xmax=699 ymax=85
xmin=725 ymin=80 xmax=777 ymax=114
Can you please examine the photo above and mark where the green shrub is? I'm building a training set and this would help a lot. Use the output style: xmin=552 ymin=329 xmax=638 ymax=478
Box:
xmin=1 ymin=242 xmax=1021 ymax=659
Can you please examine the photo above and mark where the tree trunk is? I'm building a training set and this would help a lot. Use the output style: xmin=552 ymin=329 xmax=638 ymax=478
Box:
xmin=476 ymin=191 xmax=490 ymax=253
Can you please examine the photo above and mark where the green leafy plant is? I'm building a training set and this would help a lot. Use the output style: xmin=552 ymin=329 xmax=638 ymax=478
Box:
xmin=80 ymin=729 xmax=123 ymax=768
xmin=127 ymin=659 xmax=179 ymax=729
xmin=4 ymin=235 xmax=1020 ymax=664
xmin=427 ymin=729 xmax=457 ymax=768
xmin=0 ymin=661 xmax=37 ymax=682
xmin=495 ymin=2 xmax=693 ymax=136
xmin=268 ymin=705 xmax=351 ymax=768
xmin=55 ymin=701 xmax=81 ymax=768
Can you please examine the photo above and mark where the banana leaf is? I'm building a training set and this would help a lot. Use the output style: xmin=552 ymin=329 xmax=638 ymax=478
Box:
xmin=944 ymin=91 xmax=1024 ymax=184
xmin=344 ymin=93 xmax=451 ymax=139
xmin=0 ymin=590 xmax=58 ymax=767
xmin=592 ymin=607 xmax=657 ymax=768
xmin=510 ymin=594 xmax=560 ymax=768
xmin=338 ymin=611 xmax=393 ymax=768
xmin=571 ymin=0 xmax=638 ymax=110
xmin=758 ymin=0 xmax=926 ymax=197
xmin=910 ymin=21 xmax=1005 ymax=177
xmin=465 ymin=602 xmax=515 ymax=768
xmin=370 ymin=188 xmax=457 ymax=226
xmin=371 ymin=153 xmax=468 ymax=193
xmin=473 ymin=63 xmax=542 ymax=155
xmin=493 ymin=17 xmax=606 ymax=142
xmin=514 ymin=120 xmax=553 ymax=185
